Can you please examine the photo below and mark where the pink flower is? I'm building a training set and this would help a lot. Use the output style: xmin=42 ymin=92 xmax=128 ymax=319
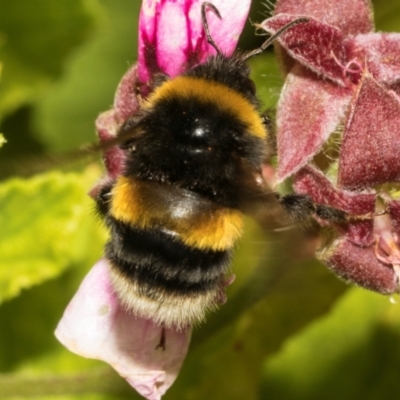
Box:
xmin=56 ymin=1 xmax=251 ymax=399
xmin=55 ymin=260 xmax=191 ymax=400
xmin=138 ymin=0 xmax=251 ymax=87
xmin=261 ymin=0 xmax=400 ymax=293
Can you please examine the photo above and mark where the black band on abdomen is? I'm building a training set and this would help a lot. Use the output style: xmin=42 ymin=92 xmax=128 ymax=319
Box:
xmin=105 ymin=216 xmax=232 ymax=296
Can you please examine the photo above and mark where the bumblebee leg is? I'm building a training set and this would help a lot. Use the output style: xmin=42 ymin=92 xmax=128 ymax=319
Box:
xmin=278 ymin=194 xmax=349 ymax=225
xmin=278 ymin=193 xmax=315 ymax=224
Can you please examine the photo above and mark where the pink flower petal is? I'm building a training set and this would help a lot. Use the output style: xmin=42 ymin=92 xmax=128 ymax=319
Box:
xmin=294 ymin=166 xmax=376 ymax=246
xmin=338 ymin=73 xmax=400 ymax=189
xmin=55 ymin=260 xmax=192 ymax=400
xmin=94 ymin=65 xmax=141 ymax=182
xmin=95 ymin=110 xmax=126 ymax=180
xmin=261 ymin=15 xmax=348 ymax=85
xmin=319 ymin=237 xmax=397 ymax=294
xmin=274 ymin=0 xmax=374 ymax=36
xmin=276 ymin=65 xmax=350 ymax=181
xmin=389 ymin=199 xmax=400 ymax=239
xmin=138 ymin=0 xmax=251 ymax=85
xmin=346 ymin=33 xmax=400 ymax=87
xmin=373 ymin=210 xmax=400 ymax=268
xmin=294 ymin=166 xmax=376 ymax=215
xmin=345 ymin=222 xmax=375 ymax=247
xmin=113 ymin=64 xmax=141 ymax=123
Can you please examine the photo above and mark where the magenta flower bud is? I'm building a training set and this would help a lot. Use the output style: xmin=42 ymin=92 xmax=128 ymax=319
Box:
xmin=138 ymin=0 xmax=251 ymax=86
xmin=261 ymin=0 xmax=400 ymax=295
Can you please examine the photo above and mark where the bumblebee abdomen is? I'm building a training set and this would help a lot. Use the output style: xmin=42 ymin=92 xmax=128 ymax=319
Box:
xmin=99 ymin=177 xmax=243 ymax=329
xmin=105 ymin=219 xmax=233 ymax=329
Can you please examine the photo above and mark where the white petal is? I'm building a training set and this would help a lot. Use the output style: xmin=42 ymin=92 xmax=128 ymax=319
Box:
xmin=55 ymin=259 xmax=192 ymax=400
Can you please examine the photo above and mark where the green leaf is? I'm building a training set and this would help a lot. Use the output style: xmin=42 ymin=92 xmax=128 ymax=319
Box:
xmin=0 ymin=0 xmax=98 ymax=119
xmin=0 ymin=269 xmax=94 ymax=372
xmin=33 ymin=0 xmax=141 ymax=151
xmin=373 ymin=0 xmax=400 ymax=32
xmin=0 ymin=166 xmax=107 ymax=376
xmin=0 ymin=133 xmax=6 ymax=147
xmin=261 ymin=288 xmax=400 ymax=400
xmin=250 ymin=52 xmax=284 ymax=111
xmin=0 ymin=166 xmax=106 ymax=304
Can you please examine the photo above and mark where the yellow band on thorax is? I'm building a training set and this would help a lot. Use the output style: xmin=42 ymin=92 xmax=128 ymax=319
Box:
xmin=144 ymin=76 xmax=267 ymax=139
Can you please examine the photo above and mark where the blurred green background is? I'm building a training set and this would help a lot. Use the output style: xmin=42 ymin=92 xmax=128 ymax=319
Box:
xmin=1 ymin=0 xmax=400 ymax=399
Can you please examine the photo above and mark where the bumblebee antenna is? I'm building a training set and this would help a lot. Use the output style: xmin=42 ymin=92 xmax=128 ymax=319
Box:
xmin=242 ymin=17 xmax=309 ymax=61
xmin=201 ymin=2 xmax=223 ymax=56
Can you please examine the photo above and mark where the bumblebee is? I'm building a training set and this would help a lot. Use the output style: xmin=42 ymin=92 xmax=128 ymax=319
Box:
xmin=95 ymin=3 xmax=312 ymax=330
